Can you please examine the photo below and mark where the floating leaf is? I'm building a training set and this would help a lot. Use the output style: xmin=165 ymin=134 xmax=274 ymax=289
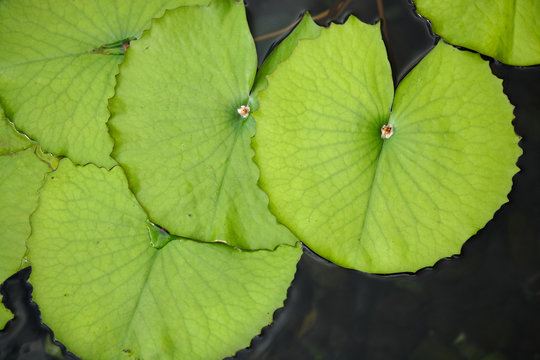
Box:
xmin=251 ymin=13 xmax=322 ymax=108
xmin=109 ymin=0 xmax=297 ymax=249
xmin=27 ymin=158 xmax=301 ymax=359
xmin=0 ymin=106 xmax=32 ymax=154
xmin=1 ymin=107 xmax=57 ymax=329
xmin=254 ymin=18 xmax=520 ymax=273
xmin=0 ymin=112 xmax=52 ymax=327
xmin=414 ymin=0 xmax=540 ymax=66
xmin=0 ymin=0 xmax=207 ymax=167
xmin=0 ymin=147 xmax=50 ymax=283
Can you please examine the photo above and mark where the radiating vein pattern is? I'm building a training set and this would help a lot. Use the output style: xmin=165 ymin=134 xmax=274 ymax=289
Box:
xmin=254 ymin=18 xmax=394 ymax=270
xmin=380 ymin=43 xmax=521 ymax=271
xmin=27 ymin=159 xmax=301 ymax=360
xmin=254 ymin=18 xmax=520 ymax=273
xmin=109 ymin=1 xmax=297 ymax=250
xmin=0 ymin=0 xmax=207 ymax=167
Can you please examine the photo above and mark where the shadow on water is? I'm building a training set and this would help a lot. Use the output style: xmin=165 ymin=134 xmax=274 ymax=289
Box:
xmin=2 ymin=0 xmax=539 ymax=359
xmin=0 ymin=268 xmax=77 ymax=360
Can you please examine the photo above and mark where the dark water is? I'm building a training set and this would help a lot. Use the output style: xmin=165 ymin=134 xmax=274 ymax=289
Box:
xmin=1 ymin=0 xmax=539 ymax=359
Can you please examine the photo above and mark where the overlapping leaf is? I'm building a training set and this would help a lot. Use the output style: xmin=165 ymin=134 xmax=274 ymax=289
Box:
xmin=254 ymin=18 xmax=521 ymax=273
xmin=0 ymin=0 xmax=208 ymax=167
xmin=27 ymin=159 xmax=301 ymax=359
xmin=0 ymin=148 xmax=48 ymax=283
xmin=0 ymin=108 xmax=53 ymax=328
xmin=1 ymin=1 xmax=523 ymax=359
xmin=250 ymin=14 xmax=322 ymax=108
xmin=0 ymin=107 xmax=31 ymax=155
xmin=109 ymin=0 xmax=298 ymax=250
xmin=414 ymin=0 xmax=540 ymax=66
xmin=2 ymin=0 xmax=311 ymax=354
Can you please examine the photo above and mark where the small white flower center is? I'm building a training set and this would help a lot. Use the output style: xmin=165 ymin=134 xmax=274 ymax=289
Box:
xmin=237 ymin=105 xmax=250 ymax=118
xmin=381 ymin=124 xmax=393 ymax=139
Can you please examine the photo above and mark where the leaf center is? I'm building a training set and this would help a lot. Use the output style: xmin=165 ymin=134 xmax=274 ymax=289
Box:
xmin=380 ymin=124 xmax=394 ymax=139
xmin=90 ymin=37 xmax=135 ymax=55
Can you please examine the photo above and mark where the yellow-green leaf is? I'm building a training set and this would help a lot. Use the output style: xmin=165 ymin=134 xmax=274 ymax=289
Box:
xmin=254 ymin=18 xmax=520 ymax=273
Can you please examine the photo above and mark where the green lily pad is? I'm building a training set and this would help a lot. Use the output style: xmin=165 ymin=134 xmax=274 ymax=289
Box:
xmin=1 ymin=106 xmax=58 ymax=329
xmin=0 ymin=0 xmax=207 ymax=167
xmin=0 ymin=106 xmax=32 ymax=155
xmin=109 ymin=0 xmax=297 ymax=250
xmin=250 ymin=13 xmax=322 ymax=108
xmin=253 ymin=18 xmax=521 ymax=273
xmin=0 ymin=147 xmax=50 ymax=283
xmin=0 ymin=114 xmax=53 ymax=328
xmin=27 ymin=158 xmax=301 ymax=359
xmin=414 ymin=0 xmax=540 ymax=66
